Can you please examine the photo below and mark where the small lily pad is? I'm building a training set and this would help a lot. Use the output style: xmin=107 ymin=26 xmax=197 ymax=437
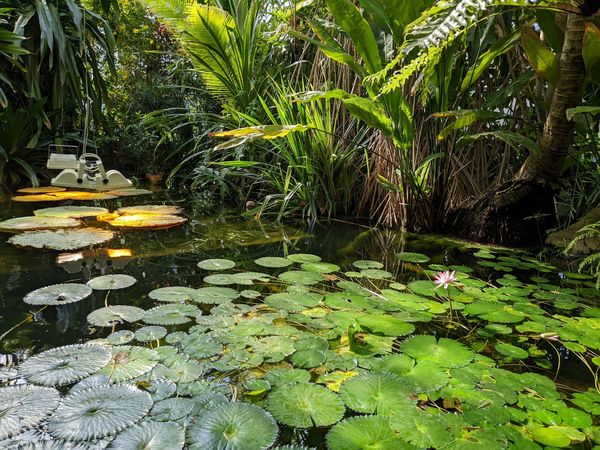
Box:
xmin=197 ymin=258 xmax=236 ymax=271
xmin=87 ymin=274 xmax=137 ymax=290
xmin=143 ymin=304 xmax=200 ymax=325
xmin=106 ymin=214 xmax=187 ymax=229
xmin=352 ymin=260 xmax=384 ymax=270
xmin=87 ymin=305 xmax=145 ymax=327
xmin=400 ymin=335 xmax=474 ymax=368
xmin=107 ymin=330 xmax=135 ymax=345
xmin=278 ymin=270 xmax=323 ymax=285
xmin=287 ymin=253 xmax=321 ymax=263
xmin=107 ymin=188 xmax=153 ymax=196
xmin=339 ymin=372 xmax=413 ymax=415
xmin=17 ymin=186 xmax=66 ymax=194
xmin=148 ymin=286 xmax=199 ymax=303
xmin=266 ymin=383 xmax=345 ymax=428
xmin=135 ymin=326 xmax=167 ymax=342
xmin=301 ymin=262 xmax=340 ymax=274
xmin=396 ymin=252 xmax=430 ymax=263
xmin=255 ymin=256 xmax=294 ymax=268
xmin=495 ymin=342 xmax=530 ymax=359
xmin=192 ymin=287 xmax=240 ymax=304
xmin=24 ymin=283 xmax=92 ymax=306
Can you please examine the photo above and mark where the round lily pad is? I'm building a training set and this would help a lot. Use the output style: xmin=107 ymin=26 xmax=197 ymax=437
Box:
xmin=8 ymin=227 xmax=114 ymax=251
xmin=255 ymin=256 xmax=294 ymax=268
xmin=339 ymin=372 xmax=413 ymax=415
xmin=396 ymin=252 xmax=430 ymax=263
xmin=47 ymin=384 xmax=153 ymax=441
xmin=266 ymin=383 xmax=345 ymax=428
xmin=108 ymin=420 xmax=184 ymax=450
xmin=107 ymin=330 xmax=135 ymax=345
xmin=278 ymin=270 xmax=323 ymax=285
xmin=18 ymin=344 xmax=112 ymax=386
xmin=352 ymin=260 xmax=384 ymax=270
xmin=33 ymin=206 xmax=109 ymax=218
xmin=107 ymin=188 xmax=153 ymax=196
xmin=192 ymin=287 xmax=240 ymax=304
xmin=11 ymin=194 xmax=64 ymax=202
xmin=265 ymin=368 xmax=312 ymax=386
xmin=187 ymin=403 xmax=278 ymax=450
xmin=197 ymin=259 xmax=236 ymax=271
xmin=87 ymin=305 xmax=145 ymax=327
xmin=291 ymin=349 xmax=327 ymax=368
xmin=117 ymin=205 xmax=183 ymax=215
xmin=327 ymin=415 xmax=407 ymax=450
xmin=495 ymin=342 xmax=529 ymax=359
xmin=400 ymin=335 xmax=475 ymax=368
xmin=0 ymin=385 xmax=60 ymax=439
xmin=106 ymin=214 xmax=187 ymax=229
xmin=17 ymin=186 xmax=66 ymax=194
xmin=0 ymin=216 xmax=81 ymax=233
xmin=99 ymin=346 xmax=159 ymax=382
xmin=148 ymin=286 xmax=198 ymax=303
xmin=287 ymin=253 xmax=321 ymax=263
xmin=24 ymin=283 xmax=92 ymax=306
xmin=150 ymin=397 xmax=195 ymax=421
xmin=87 ymin=274 xmax=137 ymax=290
xmin=301 ymin=262 xmax=340 ymax=274
xmin=143 ymin=304 xmax=200 ymax=325
xmin=50 ymin=191 xmax=119 ymax=201
xmin=135 ymin=326 xmax=167 ymax=342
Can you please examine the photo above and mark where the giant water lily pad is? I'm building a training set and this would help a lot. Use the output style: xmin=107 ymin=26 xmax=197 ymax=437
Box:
xmin=400 ymin=335 xmax=475 ymax=368
xmin=50 ymin=191 xmax=118 ymax=201
xmin=8 ymin=227 xmax=114 ymax=251
xmin=105 ymin=214 xmax=187 ymax=229
xmin=107 ymin=188 xmax=153 ymax=197
xmin=266 ymin=383 xmax=345 ymax=428
xmin=34 ymin=206 xmax=109 ymax=218
xmin=17 ymin=186 xmax=66 ymax=194
xmin=87 ymin=274 xmax=137 ymax=290
xmin=0 ymin=385 xmax=60 ymax=439
xmin=11 ymin=194 xmax=64 ymax=202
xmin=48 ymin=384 xmax=152 ymax=441
xmin=24 ymin=283 xmax=92 ymax=306
xmin=326 ymin=416 xmax=409 ymax=450
xmin=108 ymin=420 xmax=184 ymax=450
xmin=187 ymin=403 xmax=278 ymax=450
xmin=99 ymin=346 xmax=159 ymax=381
xmin=0 ymin=216 xmax=81 ymax=233
xmin=339 ymin=372 xmax=414 ymax=415
xmin=117 ymin=205 xmax=183 ymax=215
xmin=87 ymin=305 xmax=145 ymax=327
xmin=19 ymin=344 xmax=112 ymax=386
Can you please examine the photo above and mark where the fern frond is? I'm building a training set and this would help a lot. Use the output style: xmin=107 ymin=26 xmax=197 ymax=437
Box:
xmin=564 ymin=221 xmax=600 ymax=288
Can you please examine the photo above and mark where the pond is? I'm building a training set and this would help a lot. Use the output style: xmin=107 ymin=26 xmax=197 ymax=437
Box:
xmin=0 ymin=189 xmax=598 ymax=449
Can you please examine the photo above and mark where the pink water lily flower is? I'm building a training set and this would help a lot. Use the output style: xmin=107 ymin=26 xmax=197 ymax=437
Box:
xmin=433 ymin=270 xmax=457 ymax=289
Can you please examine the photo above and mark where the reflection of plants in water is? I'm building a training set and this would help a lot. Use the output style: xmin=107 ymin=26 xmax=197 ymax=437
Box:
xmin=1 ymin=248 xmax=600 ymax=449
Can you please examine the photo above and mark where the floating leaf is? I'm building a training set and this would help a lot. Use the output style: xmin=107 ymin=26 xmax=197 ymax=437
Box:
xmin=107 ymin=330 xmax=135 ymax=345
xmin=48 ymin=384 xmax=152 ymax=441
xmin=400 ymin=335 xmax=474 ymax=368
xmin=108 ymin=420 xmax=184 ymax=450
xmin=327 ymin=415 xmax=409 ymax=450
xmin=0 ymin=216 xmax=81 ymax=233
xmin=19 ymin=344 xmax=111 ymax=386
xmin=301 ymin=262 xmax=340 ymax=274
xmin=360 ymin=269 xmax=392 ymax=279
xmin=17 ymin=186 xmax=66 ymax=194
xmin=148 ymin=286 xmax=198 ymax=303
xmin=135 ymin=326 xmax=167 ymax=342
xmin=143 ymin=304 xmax=200 ymax=325
xmin=88 ymin=305 xmax=145 ymax=327
xmin=389 ymin=409 xmax=454 ymax=448
xmin=265 ymin=368 xmax=312 ymax=386
xmin=150 ymin=398 xmax=194 ymax=421
xmin=187 ymin=403 xmax=278 ymax=450
xmin=287 ymin=253 xmax=321 ymax=263
xmin=531 ymin=426 xmax=583 ymax=448
xmin=118 ymin=205 xmax=183 ymax=215
xmin=192 ymin=287 xmax=240 ymax=304
xmin=24 ymin=283 xmax=92 ymax=306
xmin=49 ymin=191 xmax=119 ymax=201
xmin=339 ymin=372 xmax=413 ymax=415
xmin=87 ymin=274 xmax=137 ymax=290
xmin=495 ymin=342 xmax=530 ymax=359
xmin=396 ymin=252 xmax=430 ymax=263
xmin=356 ymin=314 xmax=415 ymax=337
xmin=291 ymin=349 xmax=327 ymax=368
xmin=278 ymin=270 xmax=323 ymax=285
xmin=266 ymin=383 xmax=345 ymax=428
xmin=255 ymin=256 xmax=294 ymax=268
xmin=352 ymin=260 xmax=384 ymax=270
xmin=107 ymin=188 xmax=153 ymax=196
xmin=265 ymin=292 xmax=322 ymax=312
xmin=11 ymin=194 xmax=64 ymax=202
xmin=197 ymin=259 xmax=236 ymax=271
xmin=99 ymin=346 xmax=159 ymax=382
xmin=34 ymin=206 xmax=109 ymax=218
xmin=0 ymin=385 xmax=60 ymax=439
xmin=8 ymin=227 xmax=114 ymax=250
xmin=106 ymin=214 xmax=187 ymax=229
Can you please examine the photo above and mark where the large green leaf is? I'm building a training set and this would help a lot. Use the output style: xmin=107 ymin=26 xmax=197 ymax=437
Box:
xmin=400 ymin=335 xmax=474 ymax=368
xmin=339 ymin=372 xmax=414 ymax=415
xmin=327 ymin=415 xmax=412 ymax=450
xmin=521 ymin=25 xmax=559 ymax=85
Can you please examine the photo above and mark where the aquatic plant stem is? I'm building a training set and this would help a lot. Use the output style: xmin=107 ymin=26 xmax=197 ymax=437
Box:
xmin=104 ymin=290 xmax=111 ymax=308
xmin=0 ymin=306 xmax=47 ymax=343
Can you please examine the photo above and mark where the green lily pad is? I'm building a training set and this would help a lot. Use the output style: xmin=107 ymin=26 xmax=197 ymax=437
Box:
xmin=495 ymin=342 xmax=530 ymax=359
xmin=266 ymin=382 xmax=345 ymax=428
xmin=87 ymin=274 xmax=137 ymax=290
xmin=265 ymin=292 xmax=322 ymax=312
xmin=9 ymin=227 xmax=114 ymax=250
xmin=34 ymin=206 xmax=109 ymax=218
xmin=327 ymin=415 xmax=410 ymax=450
xmin=143 ymin=304 xmax=200 ymax=325
xmin=24 ymin=283 xmax=92 ymax=306
xmin=255 ymin=256 xmax=294 ymax=268
xmin=356 ymin=314 xmax=415 ymax=337
xmin=531 ymin=426 xmax=584 ymax=448
xmin=197 ymin=258 xmax=236 ymax=270
xmin=150 ymin=397 xmax=195 ymax=421
xmin=107 ymin=330 xmax=135 ymax=345
xmin=87 ymin=305 xmax=145 ymax=327
xmin=0 ymin=216 xmax=81 ymax=232
xmin=287 ymin=253 xmax=321 ymax=263
xmin=400 ymin=335 xmax=475 ymax=368
xmin=396 ymin=252 xmax=430 ymax=263
xmin=135 ymin=326 xmax=167 ymax=342
xmin=278 ymin=270 xmax=324 ymax=285
xmin=389 ymin=409 xmax=454 ymax=448
xmin=18 ymin=344 xmax=111 ymax=386
xmin=117 ymin=205 xmax=183 ymax=215
xmin=352 ymin=260 xmax=384 ymax=270
xmin=291 ymin=349 xmax=327 ymax=368
xmin=48 ymin=384 xmax=153 ymax=441
xmin=339 ymin=372 xmax=413 ymax=415
xmin=192 ymin=287 xmax=240 ymax=304
xmin=0 ymin=385 xmax=60 ymax=439
xmin=108 ymin=420 xmax=184 ymax=450
xmin=99 ymin=345 xmax=159 ymax=382
xmin=301 ymin=262 xmax=340 ymax=274
xmin=148 ymin=286 xmax=199 ymax=303
xmin=187 ymin=403 xmax=278 ymax=450
xmin=265 ymin=368 xmax=312 ymax=386
xmin=360 ymin=269 xmax=392 ymax=279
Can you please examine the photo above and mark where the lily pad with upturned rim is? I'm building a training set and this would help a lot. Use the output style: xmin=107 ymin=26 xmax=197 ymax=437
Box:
xmin=0 ymin=216 xmax=81 ymax=233
xmin=11 ymin=194 xmax=65 ymax=202
xmin=106 ymin=214 xmax=187 ymax=230
xmin=34 ymin=206 xmax=109 ymax=218
xmin=0 ymin=385 xmax=60 ymax=440
xmin=87 ymin=305 xmax=145 ymax=327
xmin=117 ymin=205 xmax=183 ymax=215
xmin=49 ymin=191 xmax=119 ymax=201
xmin=266 ymin=382 xmax=345 ymax=428
xmin=87 ymin=274 xmax=137 ymax=290
xmin=24 ymin=283 xmax=92 ymax=306
xmin=47 ymin=384 xmax=153 ymax=441
xmin=187 ymin=403 xmax=278 ymax=450
xmin=18 ymin=344 xmax=112 ymax=386
xmin=8 ymin=227 xmax=114 ymax=251
xmin=17 ymin=186 xmax=66 ymax=194
xmin=107 ymin=188 xmax=153 ymax=197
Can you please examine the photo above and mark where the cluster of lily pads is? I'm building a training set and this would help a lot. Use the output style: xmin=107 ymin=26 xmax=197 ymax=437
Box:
xmin=1 ymin=249 xmax=599 ymax=449
xmin=0 ymin=202 xmax=187 ymax=251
